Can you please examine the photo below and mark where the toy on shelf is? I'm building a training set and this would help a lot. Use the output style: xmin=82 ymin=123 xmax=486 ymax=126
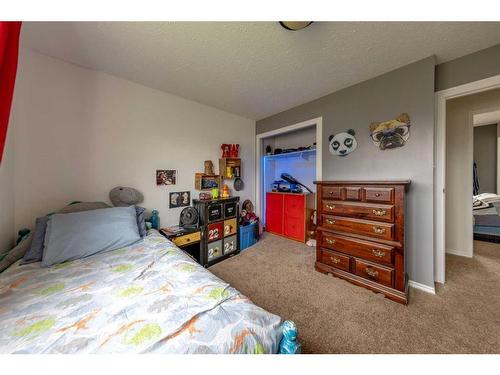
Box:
xmin=221 ymin=184 xmax=230 ymax=198
xmin=204 ymin=160 xmax=215 ymax=175
xmin=212 ymin=188 xmax=219 ymax=199
xmin=198 ymin=191 xmax=212 ymax=201
xmin=230 ymin=144 xmax=239 ymax=157
xmin=221 ymin=144 xmax=230 ymax=158
xmin=195 ymin=173 xmax=221 ymax=190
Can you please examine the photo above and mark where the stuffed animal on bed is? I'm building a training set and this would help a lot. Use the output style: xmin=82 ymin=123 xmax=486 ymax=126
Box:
xmin=109 ymin=186 xmax=144 ymax=207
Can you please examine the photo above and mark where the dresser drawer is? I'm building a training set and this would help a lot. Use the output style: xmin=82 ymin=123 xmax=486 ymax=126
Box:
xmin=207 ymin=222 xmax=223 ymax=242
xmin=207 ymin=239 xmax=223 ymax=261
xmin=284 ymin=215 xmax=305 ymax=242
xmin=354 ymin=258 xmax=394 ymax=288
xmin=224 ymin=218 xmax=237 ymax=237
xmin=284 ymin=194 xmax=305 ymax=217
xmin=320 ymin=248 xmax=350 ymax=272
xmin=320 ymin=232 xmax=394 ymax=265
xmin=321 ymin=201 xmax=394 ymax=223
xmin=345 ymin=186 xmax=362 ymax=201
xmin=172 ymin=231 xmax=201 ymax=247
xmin=208 ymin=203 xmax=223 ymax=222
xmin=322 ymin=215 xmax=394 ymax=241
xmin=364 ymin=187 xmax=394 ymax=204
xmin=223 ymin=235 xmax=238 ymax=255
xmin=322 ymin=185 xmax=343 ymax=200
xmin=224 ymin=201 xmax=237 ymax=218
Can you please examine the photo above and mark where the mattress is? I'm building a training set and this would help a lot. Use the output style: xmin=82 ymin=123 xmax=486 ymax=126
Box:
xmin=0 ymin=230 xmax=282 ymax=353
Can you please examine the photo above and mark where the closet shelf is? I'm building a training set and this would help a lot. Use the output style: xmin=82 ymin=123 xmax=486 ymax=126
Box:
xmin=263 ymin=149 xmax=316 ymax=161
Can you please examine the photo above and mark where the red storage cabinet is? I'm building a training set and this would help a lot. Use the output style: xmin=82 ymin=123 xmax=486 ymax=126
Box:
xmin=265 ymin=192 xmax=315 ymax=242
xmin=265 ymin=192 xmax=284 ymax=234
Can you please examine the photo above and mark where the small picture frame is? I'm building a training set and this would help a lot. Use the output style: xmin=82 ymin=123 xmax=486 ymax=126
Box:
xmin=156 ymin=170 xmax=176 ymax=185
xmin=169 ymin=191 xmax=190 ymax=208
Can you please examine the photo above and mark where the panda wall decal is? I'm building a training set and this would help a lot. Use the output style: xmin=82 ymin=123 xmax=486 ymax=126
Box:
xmin=328 ymin=129 xmax=358 ymax=157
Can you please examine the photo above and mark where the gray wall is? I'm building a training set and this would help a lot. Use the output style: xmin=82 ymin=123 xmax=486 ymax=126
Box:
xmin=474 ymin=124 xmax=498 ymax=194
xmin=436 ymin=43 xmax=500 ymax=91
xmin=257 ymin=56 xmax=436 ymax=288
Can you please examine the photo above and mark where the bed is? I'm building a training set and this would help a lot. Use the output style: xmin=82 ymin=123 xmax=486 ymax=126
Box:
xmin=473 ymin=194 xmax=500 ymax=242
xmin=0 ymin=230 xmax=298 ymax=354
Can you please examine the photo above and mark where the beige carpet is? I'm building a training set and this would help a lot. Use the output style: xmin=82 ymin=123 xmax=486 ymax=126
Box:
xmin=210 ymin=233 xmax=500 ymax=353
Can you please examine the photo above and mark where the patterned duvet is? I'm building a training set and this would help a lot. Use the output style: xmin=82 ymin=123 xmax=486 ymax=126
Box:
xmin=0 ymin=231 xmax=282 ymax=353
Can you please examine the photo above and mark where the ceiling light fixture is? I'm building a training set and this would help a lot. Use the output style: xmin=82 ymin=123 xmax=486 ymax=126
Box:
xmin=279 ymin=22 xmax=313 ymax=31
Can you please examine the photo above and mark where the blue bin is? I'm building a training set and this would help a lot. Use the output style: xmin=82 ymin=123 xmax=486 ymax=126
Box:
xmin=239 ymin=222 xmax=258 ymax=250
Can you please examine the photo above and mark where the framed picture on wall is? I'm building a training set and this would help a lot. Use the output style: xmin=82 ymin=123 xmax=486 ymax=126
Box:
xmin=169 ymin=191 xmax=190 ymax=208
xmin=156 ymin=170 xmax=176 ymax=185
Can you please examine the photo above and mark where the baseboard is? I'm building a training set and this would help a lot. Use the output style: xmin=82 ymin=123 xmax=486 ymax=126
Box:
xmin=445 ymin=248 xmax=473 ymax=258
xmin=408 ymin=280 xmax=436 ymax=295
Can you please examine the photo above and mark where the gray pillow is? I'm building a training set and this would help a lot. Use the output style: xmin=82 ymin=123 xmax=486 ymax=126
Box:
xmin=135 ymin=206 xmax=147 ymax=237
xmin=58 ymin=201 xmax=111 ymax=214
xmin=21 ymin=216 xmax=50 ymax=264
xmin=0 ymin=234 xmax=33 ymax=273
xmin=42 ymin=206 xmax=140 ymax=267
xmin=22 ymin=202 xmax=112 ymax=265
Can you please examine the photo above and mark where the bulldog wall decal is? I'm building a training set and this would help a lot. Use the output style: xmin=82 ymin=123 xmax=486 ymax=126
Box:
xmin=369 ymin=113 xmax=411 ymax=150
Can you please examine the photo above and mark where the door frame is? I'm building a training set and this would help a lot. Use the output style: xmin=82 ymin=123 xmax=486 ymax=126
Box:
xmin=255 ymin=117 xmax=323 ymax=219
xmin=434 ymin=74 xmax=500 ymax=284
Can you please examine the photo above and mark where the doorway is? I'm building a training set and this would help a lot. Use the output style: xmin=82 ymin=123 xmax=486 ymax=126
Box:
xmin=435 ymin=76 xmax=500 ymax=283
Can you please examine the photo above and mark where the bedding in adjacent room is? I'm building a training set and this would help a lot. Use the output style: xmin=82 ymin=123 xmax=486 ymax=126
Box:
xmin=0 ymin=230 xmax=282 ymax=353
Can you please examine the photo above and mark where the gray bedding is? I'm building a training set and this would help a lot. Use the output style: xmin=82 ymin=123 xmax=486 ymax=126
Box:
xmin=473 ymin=202 xmax=500 ymax=226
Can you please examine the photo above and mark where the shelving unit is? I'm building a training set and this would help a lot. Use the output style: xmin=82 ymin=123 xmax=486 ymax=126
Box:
xmin=194 ymin=173 xmax=222 ymax=190
xmin=219 ymin=158 xmax=241 ymax=180
xmin=263 ymin=149 xmax=316 ymax=161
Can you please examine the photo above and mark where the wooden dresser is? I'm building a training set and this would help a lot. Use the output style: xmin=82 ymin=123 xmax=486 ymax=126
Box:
xmin=314 ymin=180 xmax=410 ymax=304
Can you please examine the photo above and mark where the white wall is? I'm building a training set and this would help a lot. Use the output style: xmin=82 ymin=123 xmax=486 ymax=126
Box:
xmin=11 ymin=50 xmax=256 ymax=230
xmin=0 ymin=125 xmax=15 ymax=251
xmin=446 ymin=88 xmax=500 ymax=257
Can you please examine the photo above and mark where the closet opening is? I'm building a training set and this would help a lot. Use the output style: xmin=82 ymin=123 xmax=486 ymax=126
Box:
xmin=255 ymin=117 xmax=322 ymax=243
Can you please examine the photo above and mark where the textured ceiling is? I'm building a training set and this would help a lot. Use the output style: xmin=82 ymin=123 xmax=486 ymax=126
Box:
xmin=21 ymin=22 xmax=500 ymax=120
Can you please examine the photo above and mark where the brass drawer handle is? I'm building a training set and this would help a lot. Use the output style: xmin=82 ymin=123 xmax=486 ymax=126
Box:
xmin=325 ymin=238 xmax=336 ymax=245
xmin=373 ymin=226 xmax=386 ymax=234
xmin=330 ymin=256 xmax=340 ymax=264
xmin=371 ymin=249 xmax=385 ymax=258
xmin=326 ymin=204 xmax=335 ymax=210
xmin=366 ymin=268 xmax=379 ymax=277
xmin=375 ymin=193 xmax=381 ymax=197
xmin=326 ymin=219 xmax=336 ymax=225
xmin=372 ymin=209 xmax=386 ymax=216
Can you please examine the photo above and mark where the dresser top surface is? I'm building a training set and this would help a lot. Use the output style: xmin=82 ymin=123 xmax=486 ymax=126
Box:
xmin=314 ymin=180 xmax=411 ymax=186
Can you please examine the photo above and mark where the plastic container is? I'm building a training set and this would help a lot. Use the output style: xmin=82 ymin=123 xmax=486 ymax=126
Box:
xmin=239 ymin=222 xmax=258 ymax=250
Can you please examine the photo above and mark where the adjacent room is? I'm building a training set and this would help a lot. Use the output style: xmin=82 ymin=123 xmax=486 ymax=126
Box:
xmin=0 ymin=20 xmax=499 ymax=357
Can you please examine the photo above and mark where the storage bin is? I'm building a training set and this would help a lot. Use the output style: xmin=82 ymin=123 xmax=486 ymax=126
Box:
xmin=239 ymin=222 xmax=258 ymax=250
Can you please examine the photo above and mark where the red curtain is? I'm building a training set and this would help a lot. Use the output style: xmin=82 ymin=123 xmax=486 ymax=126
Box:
xmin=0 ymin=21 xmax=22 ymax=163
